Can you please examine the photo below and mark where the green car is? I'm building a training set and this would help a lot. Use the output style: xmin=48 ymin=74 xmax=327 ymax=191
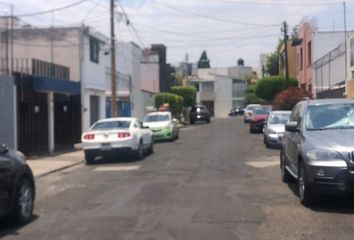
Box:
xmin=143 ymin=111 xmax=179 ymax=141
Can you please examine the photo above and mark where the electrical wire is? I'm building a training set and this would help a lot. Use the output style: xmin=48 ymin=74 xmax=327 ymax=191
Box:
xmin=150 ymin=0 xmax=280 ymax=26
xmin=193 ymin=0 xmax=342 ymax=6
xmin=17 ymin=0 xmax=89 ymax=17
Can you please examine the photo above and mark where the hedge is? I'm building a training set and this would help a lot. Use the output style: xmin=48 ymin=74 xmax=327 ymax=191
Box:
xmin=255 ymin=75 xmax=297 ymax=101
xmin=170 ymin=86 xmax=196 ymax=107
xmin=155 ymin=92 xmax=184 ymax=116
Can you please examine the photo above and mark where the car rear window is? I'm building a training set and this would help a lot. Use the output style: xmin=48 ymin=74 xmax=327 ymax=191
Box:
xmin=144 ymin=114 xmax=170 ymax=122
xmin=92 ymin=121 xmax=131 ymax=130
xmin=254 ymin=108 xmax=270 ymax=115
xmin=191 ymin=106 xmax=206 ymax=112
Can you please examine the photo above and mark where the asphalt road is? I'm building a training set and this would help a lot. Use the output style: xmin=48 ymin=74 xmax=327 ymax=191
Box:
xmin=2 ymin=118 xmax=354 ymax=240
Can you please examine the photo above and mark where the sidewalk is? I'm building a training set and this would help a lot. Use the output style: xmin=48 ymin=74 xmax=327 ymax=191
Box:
xmin=27 ymin=150 xmax=84 ymax=177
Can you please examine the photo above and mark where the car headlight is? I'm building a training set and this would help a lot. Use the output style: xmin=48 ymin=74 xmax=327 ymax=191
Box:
xmin=306 ymin=149 xmax=343 ymax=161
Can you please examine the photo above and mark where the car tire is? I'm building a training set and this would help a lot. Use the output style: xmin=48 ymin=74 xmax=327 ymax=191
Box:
xmin=280 ymin=149 xmax=293 ymax=183
xmin=190 ymin=120 xmax=194 ymax=124
xmin=134 ymin=141 xmax=144 ymax=160
xmin=85 ymin=153 xmax=95 ymax=165
xmin=206 ymin=118 xmax=211 ymax=123
xmin=249 ymin=128 xmax=254 ymax=134
xmin=298 ymin=161 xmax=315 ymax=207
xmin=175 ymin=131 xmax=179 ymax=140
xmin=13 ymin=178 xmax=34 ymax=224
xmin=148 ymin=141 xmax=154 ymax=154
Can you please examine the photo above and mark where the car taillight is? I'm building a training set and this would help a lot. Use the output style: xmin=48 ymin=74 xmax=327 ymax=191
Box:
xmin=84 ymin=134 xmax=95 ymax=140
xmin=118 ymin=132 xmax=131 ymax=138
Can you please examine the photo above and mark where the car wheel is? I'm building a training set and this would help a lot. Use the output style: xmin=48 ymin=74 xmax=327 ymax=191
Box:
xmin=134 ymin=141 xmax=144 ymax=160
xmin=85 ymin=153 xmax=95 ymax=165
xmin=190 ymin=120 xmax=194 ymax=124
xmin=298 ymin=161 xmax=314 ymax=207
xmin=280 ymin=149 xmax=293 ymax=183
xmin=175 ymin=131 xmax=179 ymax=140
xmin=13 ymin=178 xmax=34 ymax=224
xmin=148 ymin=141 xmax=154 ymax=154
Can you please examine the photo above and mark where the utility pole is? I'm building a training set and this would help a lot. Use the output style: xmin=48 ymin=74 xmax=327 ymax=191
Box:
xmin=343 ymin=1 xmax=348 ymax=87
xmin=110 ymin=0 xmax=118 ymax=117
xmin=10 ymin=4 xmax=13 ymax=75
xmin=281 ymin=21 xmax=289 ymax=83
xmin=5 ymin=10 xmax=9 ymax=75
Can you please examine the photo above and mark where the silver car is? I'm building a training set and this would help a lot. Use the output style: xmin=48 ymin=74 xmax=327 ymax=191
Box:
xmin=243 ymin=104 xmax=261 ymax=123
xmin=281 ymin=99 xmax=354 ymax=206
xmin=263 ymin=111 xmax=291 ymax=148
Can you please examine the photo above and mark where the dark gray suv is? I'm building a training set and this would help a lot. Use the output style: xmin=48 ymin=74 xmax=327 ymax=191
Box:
xmin=281 ymin=99 xmax=354 ymax=206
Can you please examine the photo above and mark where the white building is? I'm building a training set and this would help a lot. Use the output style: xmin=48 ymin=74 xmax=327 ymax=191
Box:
xmin=191 ymin=64 xmax=250 ymax=118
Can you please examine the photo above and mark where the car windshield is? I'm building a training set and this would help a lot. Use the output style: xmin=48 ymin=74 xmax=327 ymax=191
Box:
xmin=254 ymin=108 xmax=270 ymax=115
xmin=306 ymin=103 xmax=354 ymax=130
xmin=144 ymin=114 xmax=170 ymax=122
xmin=92 ymin=121 xmax=131 ymax=130
xmin=269 ymin=113 xmax=291 ymax=124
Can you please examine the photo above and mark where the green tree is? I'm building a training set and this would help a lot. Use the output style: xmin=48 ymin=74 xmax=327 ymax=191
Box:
xmin=198 ymin=50 xmax=210 ymax=69
xmin=255 ymin=75 xmax=297 ymax=101
xmin=170 ymin=86 xmax=196 ymax=107
xmin=266 ymin=39 xmax=283 ymax=76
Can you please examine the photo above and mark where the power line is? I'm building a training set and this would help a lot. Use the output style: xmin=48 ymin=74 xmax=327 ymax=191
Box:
xmin=150 ymin=0 xmax=280 ymax=26
xmin=195 ymin=0 xmax=342 ymax=6
xmin=17 ymin=0 xmax=89 ymax=17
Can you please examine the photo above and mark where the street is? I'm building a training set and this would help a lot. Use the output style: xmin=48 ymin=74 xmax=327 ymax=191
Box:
xmin=2 ymin=118 xmax=354 ymax=240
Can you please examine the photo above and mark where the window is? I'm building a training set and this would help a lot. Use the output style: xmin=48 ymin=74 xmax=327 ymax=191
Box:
xmin=92 ymin=121 xmax=131 ymax=130
xmin=307 ymin=41 xmax=312 ymax=66
xmin=300 ymin=47 xmax=303 ymax=70
xmin=232 ymin=80 xmax=246 ymax=98
xmin=201 ymin=82 xmax=214 ymax=92
xmin=90 ymin=37 xmax=100 ymax=63
xmin=144 ymin=114 xmax=170 ymax=122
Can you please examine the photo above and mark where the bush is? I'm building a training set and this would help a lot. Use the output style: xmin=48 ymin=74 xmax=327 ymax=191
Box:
xmin=155 ymin=92 xmax=184 ymax=116
xmin=255 ymin=75 xmax=297 ymax=101
xmin=245 ymin=93 xmax=267 ymax=105
xmin=170 ymin=86 xmax=196 ymax=107
xmin=273 ymin=87 xmax=312 ymax=110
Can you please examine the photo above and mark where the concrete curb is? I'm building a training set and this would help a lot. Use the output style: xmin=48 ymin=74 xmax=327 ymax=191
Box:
xmin=35 ymin=160 xmax=84 ymax=178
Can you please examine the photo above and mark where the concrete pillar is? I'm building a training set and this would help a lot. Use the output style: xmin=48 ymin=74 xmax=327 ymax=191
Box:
xmin=48 ymin=92 xmax=54 ymax=153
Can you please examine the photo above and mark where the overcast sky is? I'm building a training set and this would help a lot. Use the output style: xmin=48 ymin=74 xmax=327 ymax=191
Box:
xmin=5 ymin=0 xmax=354 ymax=69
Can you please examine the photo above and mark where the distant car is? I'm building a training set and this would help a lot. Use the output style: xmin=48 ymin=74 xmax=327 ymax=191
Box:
xmin=249 ymin=106 xmax=272 ymax=133
xmin=0 ymin=144 xmax=35 ymax=224
xmin=243 ymin=104 xmax=261 ymax=123
xmin=143 ymin=111 xmax=179 ymax=141
xmin=263 ymin=110 xmax=291 ymax=148
xmin=189 ymin=105 xmax=211 ymax=124
xmin=229 ymin=106 xmax=244 ymax=116
xmin=281 ymin=99 xmax=354 ymax=206
xmin=81 ymin=117 xmax=154 ymax=164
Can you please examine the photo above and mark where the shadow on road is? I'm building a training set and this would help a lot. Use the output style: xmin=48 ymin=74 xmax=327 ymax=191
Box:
xmin=0 ymin=215 xmax=39 ymax=238
xmin=287 ymin=182 xmax=354 ymax=214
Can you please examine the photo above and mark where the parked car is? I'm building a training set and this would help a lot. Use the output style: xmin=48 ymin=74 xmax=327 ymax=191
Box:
xmin=189 ymin=105 xmax=211 ymax=124
xmin=0 ymin=144 xmax=35 ymax=224
xmin=249 ymin=106 xmax=272 ymax=133
xmin=81 ymin=117 xmax=154 ymax=164
xmin=143 ymin=111 xmax=179 ymax=141
xmin=228 ymin=106 xmax=244 ymax=116
xmin=263 ymin=110 xmax=291 ymax=148
xmin=243 ymin=104 xmax=261 ymax=123
xmin=281 ymin=99 xmax=354 ymax=206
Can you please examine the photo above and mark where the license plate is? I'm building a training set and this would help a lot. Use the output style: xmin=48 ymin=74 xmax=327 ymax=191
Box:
xmin=101 ymin=143 xmax=112 ymax=151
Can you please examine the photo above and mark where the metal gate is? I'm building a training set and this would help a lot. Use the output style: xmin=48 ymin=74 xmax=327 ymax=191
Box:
xmin=17 ymin=86 xmax=49 ymax=155
xmin=90 ymin=95 xmax=99 ymax=125
xmin=54 ymin=93 xmax=81 ymax=151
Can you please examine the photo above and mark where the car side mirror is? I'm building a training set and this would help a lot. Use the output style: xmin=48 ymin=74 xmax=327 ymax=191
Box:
xmin=285 ymin=121 xmax=299 ymax=132
xmin=0 ymin=143 xmax=9 ymax=154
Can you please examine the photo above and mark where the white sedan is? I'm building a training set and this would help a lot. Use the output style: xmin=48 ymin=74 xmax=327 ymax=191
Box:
xmin=81 ymin=117 xmax=153 ymax=164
